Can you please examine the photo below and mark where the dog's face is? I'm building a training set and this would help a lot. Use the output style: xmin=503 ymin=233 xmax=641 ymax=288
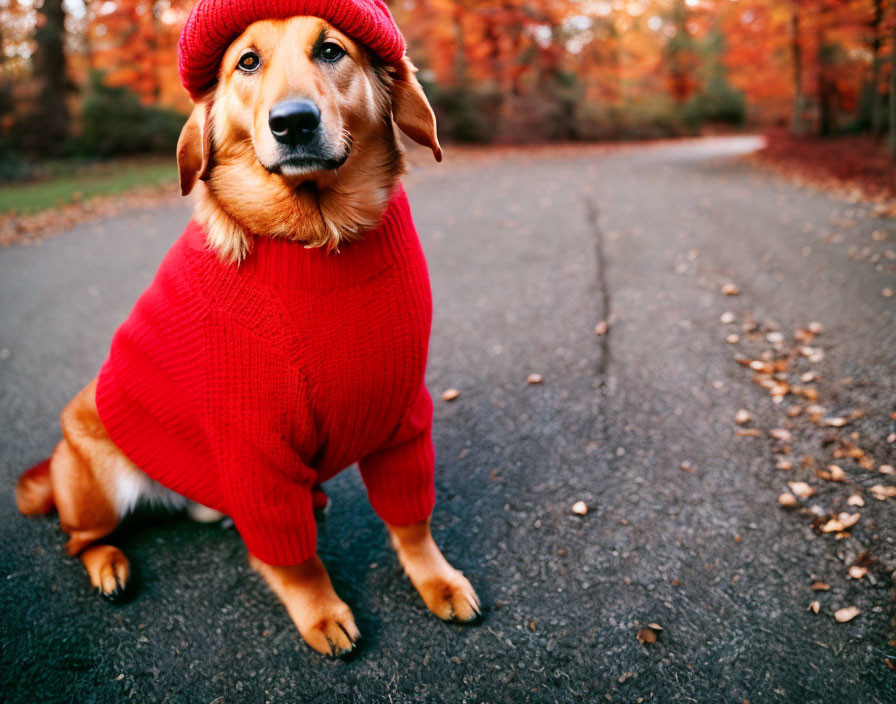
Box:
xmin=177 ymin=16 xmax=441 ymax=261
xmin=219 ymin=17 xmax=380 ymax=178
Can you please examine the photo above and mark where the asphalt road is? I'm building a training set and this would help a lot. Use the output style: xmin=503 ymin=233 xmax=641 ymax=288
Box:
xmin=2 ymin=137 xmax=895 ymax=703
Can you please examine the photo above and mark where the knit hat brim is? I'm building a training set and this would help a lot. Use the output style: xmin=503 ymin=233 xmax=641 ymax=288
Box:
xmin=178 ymin=0 xmax=406 ymax=101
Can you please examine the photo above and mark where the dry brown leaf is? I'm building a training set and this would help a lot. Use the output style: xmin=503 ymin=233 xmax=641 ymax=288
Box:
xmin=769 ymin=428 xmax=792 ymax=442
xmin=720 ymin=312 xmax=735 ymax=324
xmin=821 ymin=518 xmax=845 ymax=533
xmin=776 ymin=458 xmax=793 ymax=471
xmin=800 ymin=371 xmax=818 ymax=383
xmin=737 ymin=428 xmax=762 ymax=437
xmin=807 ymin=321 xmax=824 ymax=335
xmin=526 ymin=373 xmax=543 ymax=385
xmin=823 ymin=417 xmax=848 ymax=428
xmin=879 ymin=464 xmax=895 ymax=475
xmin=823 ymin=465 xmax=847 ymax=482
xmin=680 ymin=461 xmax=694 ymax=472
xmin=571 ymin=501 xmax=588 ymax=515
xmin=778 ymin=492 xmax=798 ymax=508
xmin=870 ymin=484 xmax=896 ymax=500
xmin=441 ymin=388 xmax=460 ymax=402
xmin=834 ymin=606 xmax=860 ymax=623
xmin=595 ymin=321 xmax=608 ymax=336
xmin=721 ymin=283 xmax=740 ymax=296
xmin=847 ymin=494 xmax=865 ymax=507
xmin=786 ymin=405 xmax=803 ymax=418
xmin=735 ymin=409 xmax=751 ymax=425
xmin=647 ymin=622 xmax=663 ymax=631
xmin=809 ymin=601 xmax=820 ymax=614
xmin=821 ymin=512 xmax=860 ymax=533
xmin=811 ymin=582 xmax=831 ymax=591
xmin=636 ymin=627 xmax=658 ymax=645
xmin=788 ymin=481 xmax=815 ymax=499
xmin=726 ymin=333 xmax=740 ymax=344
xmin=848 ymin=565 xmax=868 ymax=579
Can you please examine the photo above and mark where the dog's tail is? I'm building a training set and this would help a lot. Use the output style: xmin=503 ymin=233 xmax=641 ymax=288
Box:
xmin=16 ymin=457 xmax=56 ymax=515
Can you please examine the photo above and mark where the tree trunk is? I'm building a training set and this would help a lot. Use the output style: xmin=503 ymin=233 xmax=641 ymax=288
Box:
xmin=790 ymin=9 xmax=805 ymax=135
xmin=889 ymin=22 xmax=896 ymax=157
xmin=29 ymin=0 xmax=70 ymax=155
xmin=816 ymin=27 xmax=835 ymax=137
xmin=871 ymin=0 xmax=883 ymax=135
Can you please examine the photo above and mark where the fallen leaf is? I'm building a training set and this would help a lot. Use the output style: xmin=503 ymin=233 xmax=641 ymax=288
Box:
xmin=786 ymin=405 xmax=803 ymax=418
xmin=847 ymin=494 xmax=864 ymax=507
xmin=807 ymin=321 xmax=824 ymax=335
xmin=526 ymin=373 xmax=543 ymax=385
xmin=769 ymin=428 xmax=792 ymax=442
xmin=848 ymin=566 xmax=868 ymax=579
xmin=595 ymin=320 xmax=609 ymax=336
xmin=870 ymin=484 xmax=896 ymax=500
xmin=572 ymin=500 xmax=588 ymax=515
xmin=821 ymin=512 xmax=860 ymax=532
xmin=778 ymin=492 xmax=797 ymax=508
xmin=721 ymin=283 xmax=740 ymax=295
xmin=879 ymin=464 xmax=895 ymax=475
xmin=800 ymin=371 xmax=818 ymax=383
xmin=826 ymin=465 xmax=846 ymax=482
xmin=737 ymin=428 xmax=762 ymax=437
xmin=720 ymin=311 xmax=735 ymax=324
xmin=726 ymin=333 xmax=740 ymax=344
xmin=811 ymin=582 xmax=830 ymax=591
xmin=834 ymin=606 xmax=860 ymax=623
xmin=766 ymin=331 xmax=785 ymax=344
xmin=823 ymin=417 xmax=848 ymax=428
xmin=808 ymin=601 xmax=820 ymax=614
xmin=680 ymin=461 xmax=694 ymax=472
xmin=735 ymin=409 xmax=751 ymax=425
xmin=441 ymin=388 xmax=460 ymax=402
xmin=776 ymin=458 xmax=793 ymax=471
xmin=788 ymin=482 xmax=815 ymax=499
xmin=636 ymin=627 xmax=657 ymax=645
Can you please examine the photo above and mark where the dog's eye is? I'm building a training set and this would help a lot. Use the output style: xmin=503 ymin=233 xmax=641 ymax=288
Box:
xmin=318 ymin=42 xmax=345 ymax=63
xmin=237 ymin=51 xmax=260 ymax=72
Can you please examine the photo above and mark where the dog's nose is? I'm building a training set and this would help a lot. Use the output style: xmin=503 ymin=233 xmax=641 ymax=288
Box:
xmin=268 ymin=100 xmax=321 ymax=145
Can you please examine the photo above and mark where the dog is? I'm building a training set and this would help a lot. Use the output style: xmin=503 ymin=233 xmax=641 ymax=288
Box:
xmin=16 ymin=14 xmax=480 ymax=657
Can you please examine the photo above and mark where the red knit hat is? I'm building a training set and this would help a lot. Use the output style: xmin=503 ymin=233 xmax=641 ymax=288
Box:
xmin=177 ymin=0 xmax=407 ymax=101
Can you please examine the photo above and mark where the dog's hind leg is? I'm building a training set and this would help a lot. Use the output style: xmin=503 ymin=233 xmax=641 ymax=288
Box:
xmin=48 ymin=379 xmax=134 ymax=599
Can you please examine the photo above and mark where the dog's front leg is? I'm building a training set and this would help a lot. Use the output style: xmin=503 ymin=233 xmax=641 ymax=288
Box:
xmin=387 ymin=518 xmax=481 ymax=622
xmin=249 ymin=553 xmax=359 ymax=656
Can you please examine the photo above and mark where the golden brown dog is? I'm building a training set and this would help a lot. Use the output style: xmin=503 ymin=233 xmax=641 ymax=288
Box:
xmin=17 ymin=16 xmax=479 ymax=657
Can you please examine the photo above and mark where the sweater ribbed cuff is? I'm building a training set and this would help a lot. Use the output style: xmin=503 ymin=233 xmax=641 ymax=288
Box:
xmin=358 ymin=429 xmax=436 ymax=527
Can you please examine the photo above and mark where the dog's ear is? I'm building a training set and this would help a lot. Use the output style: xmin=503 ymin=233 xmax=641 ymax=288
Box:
xmin=177 ymin=100 xmax=214 ymax=196
xmin=390 ymin=57 xmax=442 ymax=162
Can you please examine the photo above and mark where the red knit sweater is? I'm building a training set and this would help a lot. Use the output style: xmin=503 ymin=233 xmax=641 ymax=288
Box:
xmin=95 ymin=185 xmax=435 ymax=565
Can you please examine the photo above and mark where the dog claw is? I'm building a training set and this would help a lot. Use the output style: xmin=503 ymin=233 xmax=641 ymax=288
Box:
xmin=419 ymin=571 xmax=482 ymax=623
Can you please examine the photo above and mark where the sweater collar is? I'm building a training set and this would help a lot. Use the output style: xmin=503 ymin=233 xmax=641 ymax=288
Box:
xmin=186 ymin=184 xmax=415 ymax=291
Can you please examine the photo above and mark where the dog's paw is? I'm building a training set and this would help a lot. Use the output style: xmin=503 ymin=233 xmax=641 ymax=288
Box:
xmin=417 ymin=571 xmax=481 ymax=622
xmin=81 ymin=544 xmax=130 ymax=601
xmin=299 ymin=601 xmax=360 ymax=657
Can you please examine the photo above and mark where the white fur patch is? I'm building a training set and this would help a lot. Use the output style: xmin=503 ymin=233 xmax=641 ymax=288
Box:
xmin=114 ymin=466 xmax=188 ymax=518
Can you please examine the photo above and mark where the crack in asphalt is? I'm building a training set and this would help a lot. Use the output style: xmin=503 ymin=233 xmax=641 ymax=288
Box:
xmin=583 ymin=198 xmax=612 ymax=384
xmin=582 ymin=197 xmax=618 ymax=484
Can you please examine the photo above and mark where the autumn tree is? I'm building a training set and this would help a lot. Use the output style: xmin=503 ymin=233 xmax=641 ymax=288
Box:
xmin=27 ymin=0 xmax=71 ymax=154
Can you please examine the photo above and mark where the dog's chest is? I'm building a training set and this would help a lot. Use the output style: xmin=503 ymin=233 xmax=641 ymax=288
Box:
xmin=287 ymin=260 xmax=432 ymax=467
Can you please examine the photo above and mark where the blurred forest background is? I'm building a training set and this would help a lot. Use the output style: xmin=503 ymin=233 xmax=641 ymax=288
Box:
xmin=0 ymin=0 xmax=894 ymax=185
